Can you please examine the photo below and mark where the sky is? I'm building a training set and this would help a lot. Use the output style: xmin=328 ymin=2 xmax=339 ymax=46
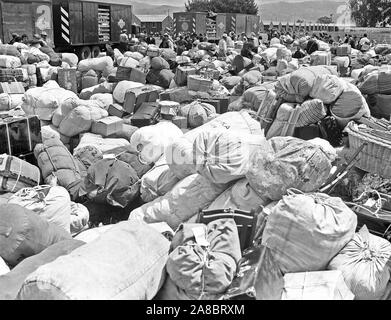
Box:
xmin=143 ymin=0 xmax=343 ymax=6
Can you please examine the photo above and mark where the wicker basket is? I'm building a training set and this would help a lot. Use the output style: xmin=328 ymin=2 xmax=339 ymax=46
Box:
xmin=187 ymin=75 xmax=213 ymax=92
xmin=345 ymin=121 xmax=391 ymax=178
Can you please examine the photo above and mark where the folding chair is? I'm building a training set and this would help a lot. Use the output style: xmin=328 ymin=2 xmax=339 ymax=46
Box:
xmin=197 ymin=208 xmax=260 ymax=252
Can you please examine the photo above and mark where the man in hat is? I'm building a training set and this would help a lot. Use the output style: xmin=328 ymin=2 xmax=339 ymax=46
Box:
xmin=40 ymin=31 xmax=49 ymax=47
xmin=227 ymin=32 xmax=235 ymax=49
xmin=218 ymin=33 xmax=228 ymax=57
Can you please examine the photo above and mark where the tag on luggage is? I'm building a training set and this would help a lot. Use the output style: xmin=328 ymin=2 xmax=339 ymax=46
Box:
xmin=192 ymin=226 xmax=209 ymax=247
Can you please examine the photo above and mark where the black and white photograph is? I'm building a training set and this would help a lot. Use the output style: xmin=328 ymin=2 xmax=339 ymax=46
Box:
xmin=0 ymin=0 xmax=391 ymax=308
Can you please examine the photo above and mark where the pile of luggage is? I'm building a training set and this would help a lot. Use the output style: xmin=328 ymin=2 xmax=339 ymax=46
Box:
xmin=0 ymin=38 xmax=391 ymax=300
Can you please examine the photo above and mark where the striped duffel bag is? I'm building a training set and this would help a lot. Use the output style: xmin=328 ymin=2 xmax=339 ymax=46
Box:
xmin=0 ymin=154 xmax=41 ymax=193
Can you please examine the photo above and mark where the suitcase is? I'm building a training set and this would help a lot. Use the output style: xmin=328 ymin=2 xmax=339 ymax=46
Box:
xmin=108 ymin=104 xmax=130 ymax=118
xmin=200 ymin=98 xmax=229 ymax=114
xmin=336 ymin=44 xmax=352 ymax=57
xmin=116 ymin=66 xmax=146 ymax=84
xmin=0 ymin=154 xmax=41 ymax=193
xmin=124 ymin=85 xmax=162 ymax=114
xmin=57 ymin=68 xmax=77 ymax=93
xmin=0 ymin=69 xmax=24 ymax=83
xmin=130 ymin=102 xmax=160 ymax=128
xmin=0 ymin=82 xmax=25 ymax=94
xmin=0 ymin=115 xmax=42 ymax=156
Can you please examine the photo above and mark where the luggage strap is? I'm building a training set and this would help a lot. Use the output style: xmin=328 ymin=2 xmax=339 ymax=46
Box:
xmin=0 ymin=156 xmax=38 ymax=191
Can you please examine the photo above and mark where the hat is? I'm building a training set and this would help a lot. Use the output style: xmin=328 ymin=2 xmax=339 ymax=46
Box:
xmin=222 ymin=33 xmax=227 ymax=38
xmin=40 ymin=31 xmax=48 ymax=36
xmin=33 ymin=34 xmax=41 ymax=40
xmin=11 ymin=33 xmax=19 ymax=38
xmin=164 ymin=33 xmax=169 ymax=37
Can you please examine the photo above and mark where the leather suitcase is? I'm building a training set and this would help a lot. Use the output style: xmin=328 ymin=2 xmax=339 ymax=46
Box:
xmin=116 ymin=66 xmax=146 ymax=84
xmin=174 ymin=66 xmax=197 ymax=86
xmin=130 ymin=102 xmax=160 ymax=128
xmin=0 ymin=82 xmax=25 ymax=94
xmin=108 ymin=104 xmax=130 ymax=118
xmin=123 ymin=85 xmax=162 ymax=114
xmin=0 ymin=115 xmax=42 ymax=156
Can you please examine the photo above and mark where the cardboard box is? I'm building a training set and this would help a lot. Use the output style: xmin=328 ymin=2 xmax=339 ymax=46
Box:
xmin=91 ymin=116 xmax=124 ymax=137
xmin=172 ymin=116 xmax=187 ymax=129
xmin=124 ymin=85 xmax=162 ymax=114
xmin=174 ymin=66 xmax=197 ymax=86
xmin=159 ymin=101 xmax=179 ymax=117
xmin=108 ymin=104 xmax=130 ymax=118
xmin=336 ymin=44 xmax=352 ymax=57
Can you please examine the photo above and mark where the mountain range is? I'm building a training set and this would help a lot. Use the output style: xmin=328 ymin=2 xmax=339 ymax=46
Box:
xmin=131 ymin=0 xmax=347 ymax=23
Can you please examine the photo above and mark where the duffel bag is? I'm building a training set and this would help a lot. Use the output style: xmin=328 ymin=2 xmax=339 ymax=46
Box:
xmin=17 ymin=221 xmax=170 ymax=300
xmin=0 ymin=55 xmax=21 ymax=69
xmin=7 ymin=186 xmax=72 ymax=233
xmin=357 ymin=67 xmax=391 ymax=95
xmin=262 ymin=192 xmax=357 ymax=273
xmin=129 ymin=174 xmax=226 ymax=230
xmin=366 ymin=93 xmax=391 ymax=119
xmin=150 ymin=57 xmax=170 ymax=71
xmin=158 ymin=219 xmax=241 ymax=300
xmin=77 ymin=57 xmax=114 ymax=73
xmin=0 ymin=155 xmax=40 ymax=193
xmin=246 ymin=136 xmax=334 ymax=201
xmin=0 ymin=239 xmax=84 ymax=300
xmin=34 ymin=138 xmax=82 ymax=200
xmin=80 ymin=158 xmax=140 ymax=208
xmin=0 ymin=204 xmax=72 ymax=268
xmin=140 ymin=156 xmax=180 ymax=203
xmin=79 ymin=82 xmax=115 ymax=100
xmin=81 ymin=69 xmax=98 ymax=90
xmin=60 ymin=53 xmax=79 ymax=68
xmin=0 ymin=44 xmax=21 ymax=57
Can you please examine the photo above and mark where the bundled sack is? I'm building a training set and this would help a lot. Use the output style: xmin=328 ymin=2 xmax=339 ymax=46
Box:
xmin=130 ymin=121 xmax=183 ymax=165
xmin=242 ymin=70 xmax=263 ymax=88
xmin=0 ymin=55 xmax=22 ymax=69
xmin=0 ymin=204 xmax=72 ymax=268
xmin=150 ymin=57 xmax=170 ymax=71
xmin=78 ymin=56 xmax=114 ymax=73
xmin=81 ymin=69 xmax=98 ymax=90
xmin=129 ymin=174 xmax=226 ymax=230
xmin=240 ymin=82 xmax=277 ymax=112
xmin=0 ymin=155 xmax=40 ymax=193
xmin=79 ymin=82 xmax=115 ymax=100
xmin=124 ymin=51 xmax=144 ymax=61
xmin=246 ymin=137 xmax=334 ymax=201
xmin=357 ymin=67 xmax=391 ymax=95
xmin=0 ymin=239 xmax=84 ymax=300
xmin=51 ymin=97 xmax=103 ymax=127
xmin=90 ymin=93 xmax=114 ymax=110
xmin=146 ymin=69 xmax=174 ymax=89
xmin=80 ymin=158 xmax=139 ymax=208
xmin=275 ymin=65 xmax=338 ymax=103
xmin=112 ymin=80 xmax=144 ymax=104
xmin=70 ymin=203 xmax=89 ymax=236
xmin=34 ymin=138 xmax=82 ymax=200
xmin=179 ymin=101 xmax=216 ymax=128
xmin=119 ymin=56 xmax=139 ymax=69
xmin=140 ymin=156 xmax=180 ymax=203
xmin=159 ymin=219 xmax=241 ymax=300
xmin=58 ymin=105 xmax=108 ymax=137
xmin=262 ymin=192 xmax=357 ymax=274
xmin=330 ymin=82 xmax=370 ymax=127
xmin=7 ymin=186 xmax=71 ymax=233
xmin=21 ymin=86 xmax=78 ymax=121
xmin=282 ymin=270 xmax=354 ymax=300
xmin=191 ymin=128 xmax=268 ymax=185
xmin=0 ymin=257 xmax=9 ymax=276
xmin=220 ymin=76 xmax=242 ymax=90
xmin=60 ymin=53 xmax=78 ymax=68
xmin=0 ymin=93 xmax=24 ymax=111
xmin=74 ymin=225 xmax=113 ymax=244
xmin=309 ymin=74 xmax=345 ymax=104
xmin=328 ymin=226 xmax=391 ymax=300
xmin=74 ymin=133 xmax=130 ymax=155
xmin=207 ymin=178 xmax=267 ymax=212
xmin=0 ymin=44 xmax=21 ymax=57
xmin=167 ymin=110 xmax=263 ymax=180
xmin=17 ymin=221 xmax=170 ymax=300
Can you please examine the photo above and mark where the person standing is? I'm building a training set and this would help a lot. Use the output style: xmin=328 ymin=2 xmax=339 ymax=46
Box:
xmin=119 ymin=29 xmax=129 ymax=53
xmin=218 ymin=33 xmax=228 ymax=57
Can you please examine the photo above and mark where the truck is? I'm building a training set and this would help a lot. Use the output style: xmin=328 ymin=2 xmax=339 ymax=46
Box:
xmin=173 ymin=12 xmax=260 ymax=41
xmin=0 ymin=0 xmax=138 ymax=59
